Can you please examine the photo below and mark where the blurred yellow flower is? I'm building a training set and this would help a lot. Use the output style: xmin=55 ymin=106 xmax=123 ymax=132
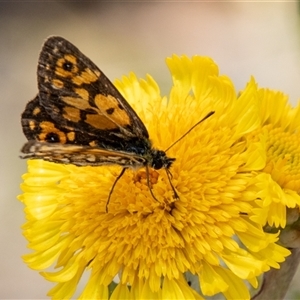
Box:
xmin=248 ymin=89 xmax=300 ymax=228
xmin=19 ymin=56 xmax=290 ymax=299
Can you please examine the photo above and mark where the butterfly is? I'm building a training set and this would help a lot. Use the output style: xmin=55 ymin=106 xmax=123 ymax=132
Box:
xmin=21 ymin=36 xmax=214 ymax=211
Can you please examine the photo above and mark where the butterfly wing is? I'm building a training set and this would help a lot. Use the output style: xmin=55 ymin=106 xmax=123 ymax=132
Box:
xmin=21 ymin=95 xmax=98 ymax=145
xmin=21 ymin=36 xmax=154 ymax=166
xmin=21 ymin=95 xmax=147 ymax=167
xmin=21 ymin=140 xmax=147 ymax=167
xmin=37 ymin=36 xmax=149 ymax=145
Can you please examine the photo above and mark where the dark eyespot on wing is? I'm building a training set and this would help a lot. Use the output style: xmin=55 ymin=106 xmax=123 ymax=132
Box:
xmin=45 ymin=132 xmax=61 ymax=143
xmin=106 ymin=107 xmax=114 ymax=115
xmin=62 ymin=61 xmax=73 ymax=72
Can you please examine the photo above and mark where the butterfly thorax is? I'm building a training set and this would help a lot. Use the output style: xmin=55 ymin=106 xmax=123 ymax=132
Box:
xmin=128 ymin=140 xmax=175 ymax=170
xmin=116 ymin=137 xmax=175 ymax=170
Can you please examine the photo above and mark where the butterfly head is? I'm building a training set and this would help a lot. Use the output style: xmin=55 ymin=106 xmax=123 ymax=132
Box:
xmin=150 ymin=149 xmax=175 ymax=170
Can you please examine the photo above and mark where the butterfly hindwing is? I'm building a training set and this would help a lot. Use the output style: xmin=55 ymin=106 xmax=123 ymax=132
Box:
xmin=21 ymin=140 xmax=147 ymax=167
xmin=21 ymin=94 xmax=99 ymax=146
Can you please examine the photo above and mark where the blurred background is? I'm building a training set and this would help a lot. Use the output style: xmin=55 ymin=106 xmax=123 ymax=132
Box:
xmin=1 ymin=2 xmax=300 ymax=299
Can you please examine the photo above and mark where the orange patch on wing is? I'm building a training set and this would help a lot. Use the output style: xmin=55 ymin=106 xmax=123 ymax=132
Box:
xmin=39 ymin=121 xmax=67 ymax=143
xmin=94 ymin=94 xmax=130 ymax=126
xmin=74 ymin=88 xmax=89 ymax=101
xmin=32 ymin=107 xmax=41 ymax=116
xmin=63 ymin=106 xmax=81 ymax=122
xmin=72 ymin=68 xmax=99 ymax=85
xmin=64 ymin=54 xmax=77 ymax=65
xmin=52 ymin=78 xmax=64 ymax=89
xmin=67 ymin=132 xmax=76 ymax=141
xmin=29 ymin=120 xmax=36 ymax=130
xmin=85 ymin=113 xmax=117 ymax=130
xmin=89 ymin=140 xmax=97 ymax=147
xmin=62 ymin=96 xmax=91 ymax=110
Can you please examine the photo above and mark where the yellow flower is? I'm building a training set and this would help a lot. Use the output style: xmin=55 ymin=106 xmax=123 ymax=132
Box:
xmin=248 ymin=89 xmax=300 ymax=228
xmin=19 ymin=55 xmax=290 ymax=299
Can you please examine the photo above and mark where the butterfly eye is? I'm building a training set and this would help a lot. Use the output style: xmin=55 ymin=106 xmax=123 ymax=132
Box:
xmin=152 ymin=160 xmax=163 ymax=170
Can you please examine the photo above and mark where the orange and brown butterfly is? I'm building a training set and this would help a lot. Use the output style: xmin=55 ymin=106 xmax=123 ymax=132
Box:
xmin=21 ymin=36 xmax=214 ymax=211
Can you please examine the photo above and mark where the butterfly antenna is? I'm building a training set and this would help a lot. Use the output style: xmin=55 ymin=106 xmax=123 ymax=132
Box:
xmin=165 ymin=111 xmax=215 ymax=152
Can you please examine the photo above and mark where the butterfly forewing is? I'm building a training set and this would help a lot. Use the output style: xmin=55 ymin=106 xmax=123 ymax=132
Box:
xmin=37 ymin=36 xmax=149 ymax=142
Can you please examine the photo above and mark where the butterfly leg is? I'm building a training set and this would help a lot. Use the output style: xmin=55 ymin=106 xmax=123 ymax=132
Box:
xmin=106 ymin=167 xmax=127 ymax=212
xmin=166 ymin=169 xmax=180 ymax=200
xmin=145 ymin=164 xmax=160 ymax=203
